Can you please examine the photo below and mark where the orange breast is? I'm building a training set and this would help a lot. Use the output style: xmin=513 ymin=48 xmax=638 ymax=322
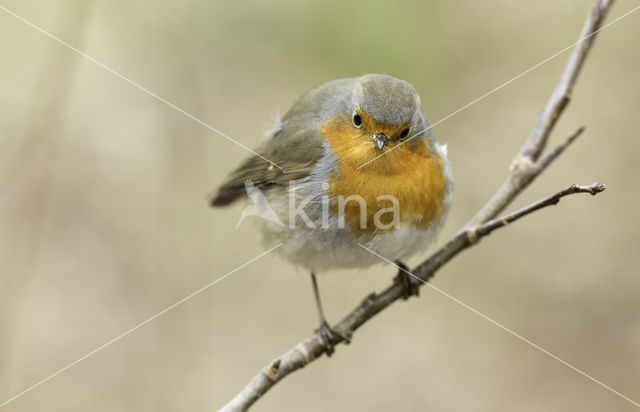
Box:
xmin=321 ymin=117 xmax=448 ymax=234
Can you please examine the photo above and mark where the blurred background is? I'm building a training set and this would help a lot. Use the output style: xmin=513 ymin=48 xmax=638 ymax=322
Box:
xmin=1 ymin=0 xmax=638 ymax=410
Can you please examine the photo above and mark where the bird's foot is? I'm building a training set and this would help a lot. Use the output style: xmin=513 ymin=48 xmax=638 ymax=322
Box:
xmin=315 ymin=319 xmax=350 ymax=356
xmin=393 ymin=260 xmax=421 ymax=300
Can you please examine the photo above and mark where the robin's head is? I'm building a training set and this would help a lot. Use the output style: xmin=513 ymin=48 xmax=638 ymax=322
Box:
xmin=321 ymin=75 xmax=433 ymax=173
xmin=352 ymin=74 xmax=424 ymax=151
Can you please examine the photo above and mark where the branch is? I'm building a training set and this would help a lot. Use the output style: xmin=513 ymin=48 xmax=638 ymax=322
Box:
xmin=222 ymin=184 xmax=605 ymax=411
xmin=465 ymin=0 xmax=614 ymax=228
xmin=220 ymin=1 xmax=614 ymax=410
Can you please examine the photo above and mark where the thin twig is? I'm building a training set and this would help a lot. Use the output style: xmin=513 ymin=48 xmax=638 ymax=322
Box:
xmin=475 ymin=182 xmax=606 ymax=237
xmin=220 ymin=1 xmax=615 ymax=410
xmin=535 ymin=126 xmax=584 ymax=173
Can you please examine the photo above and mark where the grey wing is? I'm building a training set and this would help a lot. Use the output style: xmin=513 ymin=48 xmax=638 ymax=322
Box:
xmin=211 ymin=77 xmax=355 ymax=207
xmin=209 ymin=125 xmax=324 ymax=207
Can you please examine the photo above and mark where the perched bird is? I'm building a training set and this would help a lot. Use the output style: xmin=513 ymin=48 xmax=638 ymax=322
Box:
xmin=211 ymin=74 xmax=452 ymax=353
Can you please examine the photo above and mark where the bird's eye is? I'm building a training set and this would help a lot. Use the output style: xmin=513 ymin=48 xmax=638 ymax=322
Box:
xmin=399 ymin=128 xmax=410 ymax=139
xmin=352 ymin=112 xmax=362 ymax=127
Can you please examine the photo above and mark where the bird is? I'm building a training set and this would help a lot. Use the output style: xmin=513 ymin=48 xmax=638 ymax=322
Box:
xmin=210 ymin=74 xmax=453 ymax=354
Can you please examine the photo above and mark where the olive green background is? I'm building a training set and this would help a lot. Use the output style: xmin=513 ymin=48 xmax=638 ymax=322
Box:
xmin=1 ymin=1 xmax=638 ymax=411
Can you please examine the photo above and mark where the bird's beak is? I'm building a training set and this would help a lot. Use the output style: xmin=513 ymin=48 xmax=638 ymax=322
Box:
xmin=372 ymin=133 xmax=389 ymax=150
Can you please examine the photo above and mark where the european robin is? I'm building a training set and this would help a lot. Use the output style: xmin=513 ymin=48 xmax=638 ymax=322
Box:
xmin=211 ymin=74 xmax=453 ymax=353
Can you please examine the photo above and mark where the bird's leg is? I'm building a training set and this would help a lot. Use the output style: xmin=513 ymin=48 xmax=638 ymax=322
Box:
xmin=310 ymin=272 xmax=350 ymax=356
xmin=393 ymin=260 xmax=421 ymax=300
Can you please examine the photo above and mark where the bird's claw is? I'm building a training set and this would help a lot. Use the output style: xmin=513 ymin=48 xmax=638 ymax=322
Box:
xmin=316 ymin=319 xmax=350 ymax=356
xmin=393 ymin=260 xmax=420 ymax=300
